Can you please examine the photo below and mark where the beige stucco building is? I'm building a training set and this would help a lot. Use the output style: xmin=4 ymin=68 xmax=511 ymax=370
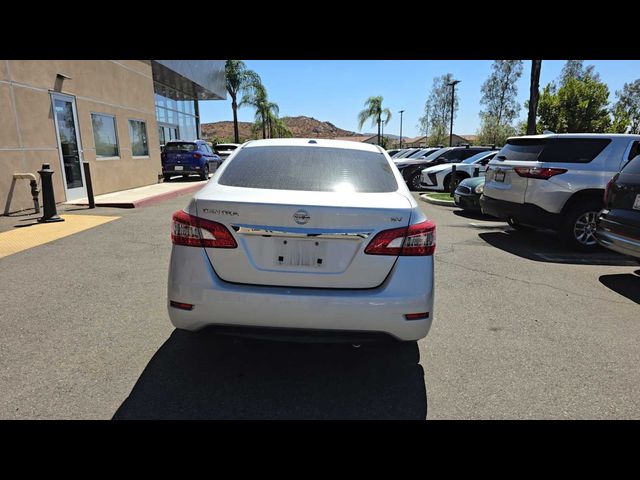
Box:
xmin=1 ymin=60 xmax=225 ymax=213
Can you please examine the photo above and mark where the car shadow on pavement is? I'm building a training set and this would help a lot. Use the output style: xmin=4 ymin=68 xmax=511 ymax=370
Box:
xmin=113 ymin=330 xmax=427 ymax=420
xmin=164 ymin=175 xmax=208 ymax=183
xmin=452 ymin=209 xmax=499 ymax=221
xmin=478 ymin=229 xmax=638 ymax=266
xmin=599 ymin=272 xmax=640 ymax=305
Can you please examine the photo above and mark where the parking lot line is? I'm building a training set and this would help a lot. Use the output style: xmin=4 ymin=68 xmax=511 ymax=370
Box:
xmin=0 ymin=214 xmax=120 ymax=259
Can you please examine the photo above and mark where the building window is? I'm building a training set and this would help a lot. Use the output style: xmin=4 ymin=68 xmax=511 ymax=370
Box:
xmin=153 ymin=81 xmax=199 ymax=141
xmin=91 ymin=113 xmax=119 ymax=158
xmin=129 ymin=119 xmax=149 ymax=156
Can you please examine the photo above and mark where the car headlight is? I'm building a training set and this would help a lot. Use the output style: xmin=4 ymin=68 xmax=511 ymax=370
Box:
xmin=475 ymin=184 xmax=484 ymax=194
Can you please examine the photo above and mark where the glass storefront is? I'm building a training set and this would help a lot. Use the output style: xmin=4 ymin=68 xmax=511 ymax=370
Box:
xmin=154 ymin=82 xmax=198 ymax=143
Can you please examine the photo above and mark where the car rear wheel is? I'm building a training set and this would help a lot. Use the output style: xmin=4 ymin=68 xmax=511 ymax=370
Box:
xmin=163 ymin=174 xmax=172 ymax=182
xmin=559 ymin=200 xmax=603 ymax=251
xmin=200 ymin=164 xmax=209 ymax=180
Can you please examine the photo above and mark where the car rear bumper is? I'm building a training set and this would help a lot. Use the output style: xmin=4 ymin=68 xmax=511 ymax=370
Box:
xmin=595 ymin=212 xmax=640 ymax=259
xmin=167 ymin=245 xmax=434 ymax=342
xmin=480 ymin=195 xmax=561 ymax=229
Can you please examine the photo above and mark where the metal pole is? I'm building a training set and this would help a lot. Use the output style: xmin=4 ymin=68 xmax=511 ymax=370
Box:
xmin=399 ymin=110 xmax=404 ymax=149
xmin=448 ymin=80 xmax=460 ymax=147
xmin=37 ymin=163 xmax=64 ymax=223
xmin=450 ymin=164 xmax=457 ymax=197
xmin=83 ymin=161 xmax=95 ymax=209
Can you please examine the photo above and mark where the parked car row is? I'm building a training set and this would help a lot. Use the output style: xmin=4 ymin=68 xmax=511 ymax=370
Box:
xmin=444 ymin=133 xmax=640 ymax=260
xmin=390 ymin=145 xmax=497 ymax=190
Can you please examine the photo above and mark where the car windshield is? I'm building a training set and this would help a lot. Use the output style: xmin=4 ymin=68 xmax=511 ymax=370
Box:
xmin=218 ymin=146 xmax=399 ymax=193
xmin=422 ymin=148 xmax=450 ymax=161
xmin=462 ymin=152 xmax=493 ymax=164
xmin=165 ymin=142 xmax=197 ymax=152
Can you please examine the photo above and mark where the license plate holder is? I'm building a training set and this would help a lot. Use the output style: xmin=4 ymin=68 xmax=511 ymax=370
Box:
xmin=174 ymin=165 xmax=183 ymax=171
xmin=275 ymin=239 xmax=327 ymax=268
xmin=454 ymin=194 xmax=461 ymax=203
xmin=495 ymin=170 xmax=505 ymax=182
xmin=634 ymin=194 xmax=640 ymax=211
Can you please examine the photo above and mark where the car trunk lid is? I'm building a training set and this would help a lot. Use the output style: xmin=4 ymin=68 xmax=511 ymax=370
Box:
xmin=195 ymin=188 xmax=413 ymax=288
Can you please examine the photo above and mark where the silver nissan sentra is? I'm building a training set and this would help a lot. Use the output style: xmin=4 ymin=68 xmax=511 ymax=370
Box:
xmin=167 ymin=138 xmax=435 ymax=343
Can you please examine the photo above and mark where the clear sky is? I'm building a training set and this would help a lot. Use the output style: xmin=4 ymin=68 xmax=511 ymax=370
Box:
xmin=198 ymin=60 xmax=640 ymax=139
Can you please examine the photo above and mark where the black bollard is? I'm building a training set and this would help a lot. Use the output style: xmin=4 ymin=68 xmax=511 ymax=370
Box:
xmin=473 ymin=166 xmax=480 ymax=177
xmin=82 ymin=161 xmax=95 ymax=209
xmin=37 ymin=163 xmax=64 ymax=223
xmin=450 ymin=165 xmax=457 ymax=197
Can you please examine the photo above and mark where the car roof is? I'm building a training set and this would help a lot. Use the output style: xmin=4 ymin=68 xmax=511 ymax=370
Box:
xmin=507 ymin=133 xmax=640 ymax=141
xmin=242 ymin=138 xmax=384 ymax=153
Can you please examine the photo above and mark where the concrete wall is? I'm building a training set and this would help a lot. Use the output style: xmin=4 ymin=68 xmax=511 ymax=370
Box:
xmin=1 ymin=60 xmax=161 ymax=213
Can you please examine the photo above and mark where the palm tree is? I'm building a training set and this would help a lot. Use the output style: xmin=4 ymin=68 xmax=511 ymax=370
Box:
xmin=225 ymin=60 xmax=261 ymax=143
xmin=240 ymin=83 xmax=268 ymax=138
xmin=357 ymin=96 xmax=392 ymax=146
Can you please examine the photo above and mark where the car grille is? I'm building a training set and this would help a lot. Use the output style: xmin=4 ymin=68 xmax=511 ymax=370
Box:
xmin=456 ymin=185 xmax=472 ymax=194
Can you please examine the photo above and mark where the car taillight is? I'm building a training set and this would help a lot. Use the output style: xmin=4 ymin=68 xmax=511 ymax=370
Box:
xmin=603 ymin=174 xmax=618 ymax=205
xmin=513 ymin=167 xmax=567 ymax=179
xmin=365 ymin=220 xmax=436 ymax=256
xmin=193 ymin=153 xmax=202 ymax=159
xmin=171 ymin=210 xmax=237 ymax=248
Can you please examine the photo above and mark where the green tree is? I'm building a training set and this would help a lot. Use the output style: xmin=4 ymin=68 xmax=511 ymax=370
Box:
xmin=560 ymin=60 xmax=600 ymax=85
xmin=422 ymin=74 xmax=458 ymax=146
xmin=417 ymin=101 xmax=431 ymax=142
xmin=537 ymin=72 xmax=611 ymax=133
xmin=477 ymin=60 xmax=523 ymax=145
xmin=610 ymin=79 xmax=640 ymax=134
xmin=225 ymin=60 xmax=262 ymax=143
xmin=357 ymin=96 xmax=391 ymax=146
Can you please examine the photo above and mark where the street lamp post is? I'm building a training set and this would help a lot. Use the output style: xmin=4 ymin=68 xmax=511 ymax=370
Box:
xmin=399 ymin=110 xmax=405 ymax=149
xmin=447 ymin=79 xmax=461 ymax=147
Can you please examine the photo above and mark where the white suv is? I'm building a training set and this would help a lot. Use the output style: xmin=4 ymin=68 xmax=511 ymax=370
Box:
xmin=481 ymin=133 xmax=640 ymax=251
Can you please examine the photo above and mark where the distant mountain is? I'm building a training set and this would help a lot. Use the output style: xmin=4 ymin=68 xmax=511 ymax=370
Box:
xmin=200 ymin=116 xmax=361 ymax=142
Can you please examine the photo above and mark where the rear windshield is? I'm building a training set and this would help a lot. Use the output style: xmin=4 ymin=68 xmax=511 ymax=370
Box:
xmin=621 ymin=154 xmax=640 ymax=174
xmin=165 ymin=142 xmax=197 ymax=152
xmin=500 ymin=138 xmax=611 ymax=163
xmin=218 ymin=146 xmax=399 ymax=193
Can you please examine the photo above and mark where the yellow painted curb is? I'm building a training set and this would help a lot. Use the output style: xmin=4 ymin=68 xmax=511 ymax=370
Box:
xmin=0 ymin=214 xmax=120 ymax=260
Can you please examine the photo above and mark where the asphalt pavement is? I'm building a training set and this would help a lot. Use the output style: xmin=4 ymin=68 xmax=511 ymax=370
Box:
xmin=0 ymin=192 xmax=638 ymax=419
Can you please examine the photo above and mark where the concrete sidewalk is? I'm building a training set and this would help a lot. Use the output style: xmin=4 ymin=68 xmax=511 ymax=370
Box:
xmin=65 ymin=178 xmax=207 ymax=208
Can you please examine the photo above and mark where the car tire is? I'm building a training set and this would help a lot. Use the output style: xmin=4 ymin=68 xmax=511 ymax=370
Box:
xmin=408 ymin=171 xmax=423 ymax=191
xmin=445 ymin=173 xmax=465 ymax=193
xmin=559 ymin=199 xmax=603 ymax=251
xmin=200 ymin=164 xmax=209 ymax=180
xmin=443 ymin=174 xmax=452 ymax=192
xmin=507 ymin=216 xmax=533 ymax=231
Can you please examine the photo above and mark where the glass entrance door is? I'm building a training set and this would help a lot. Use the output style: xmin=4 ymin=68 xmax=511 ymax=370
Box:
xmin=51 ymin=93 xmax=86 ymax=201
xmin=158 ymin=123 xmax=179 ymax=147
